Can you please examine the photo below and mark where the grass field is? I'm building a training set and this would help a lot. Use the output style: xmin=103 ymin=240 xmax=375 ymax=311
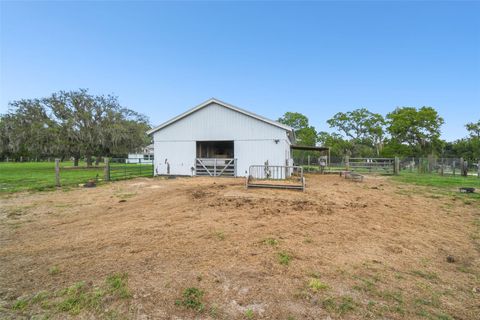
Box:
xmin=0 ymin=161 xmax=153 ymax=193
xmin=1 ymin=161 xmax=478 ymax=194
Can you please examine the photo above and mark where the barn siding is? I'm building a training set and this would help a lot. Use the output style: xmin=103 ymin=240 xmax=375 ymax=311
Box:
xmin=154 ymin=141 xmax=195 ymax=176
xmin=152 ymin=102 xmax=291 ymax=177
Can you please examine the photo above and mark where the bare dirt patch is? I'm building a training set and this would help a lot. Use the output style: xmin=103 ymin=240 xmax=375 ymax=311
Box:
xmin=0 ymin=175 xmax=479 ymax=319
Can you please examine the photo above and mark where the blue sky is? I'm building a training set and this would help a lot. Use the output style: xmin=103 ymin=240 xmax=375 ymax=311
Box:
xmin=1 ymin=1 xmax=479 ymax=141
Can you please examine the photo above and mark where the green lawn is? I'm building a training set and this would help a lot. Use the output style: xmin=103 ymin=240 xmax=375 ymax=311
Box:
xmin=391 ymin=172 xmax=480 ymax=202
xmin=0 ymin=161 xmax=153 ymax=193
xmin=392 ymin=171 xmax=480 ymax=188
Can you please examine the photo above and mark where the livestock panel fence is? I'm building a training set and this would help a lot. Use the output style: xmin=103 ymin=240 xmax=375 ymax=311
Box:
xmin=53 ymin=157 xmax=153 ymax=187
xmin=246 ymin=165 xmax=305 ymax=191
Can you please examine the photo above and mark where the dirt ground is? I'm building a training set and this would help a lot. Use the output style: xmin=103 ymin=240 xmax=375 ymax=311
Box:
xmin=0 ymin=174 xmax=479 ymax=319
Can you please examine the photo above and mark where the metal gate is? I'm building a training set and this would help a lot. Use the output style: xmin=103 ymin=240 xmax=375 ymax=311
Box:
xmin=246 ymin=165 xmax=305 ymax=191
xmin=195 ymin=158 xmax=236 ymax=177
xmin=348 ymin=158 xmax=394 ymax=174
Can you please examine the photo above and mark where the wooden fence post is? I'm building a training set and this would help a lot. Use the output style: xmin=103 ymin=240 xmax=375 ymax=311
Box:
xmin=478 ymin=160 xmax=480 ymax=178
xmin=394 ymin=157 xmax=400 ymax=175
xmin=345 ymin=155 xmax=350 ymax=171
xmin=427 ymin=154 xmax=434 ymax=173
xmin=104 ymin=157 xmax=110 ymax=181
xmin=440 ymin=158 xmax=444 ymax=176
xmin=460 ymin=158 xmax=465 ymax=177
xmin=55 ymin=158 xmax=60 ymax=187
xmin=452 ymin=160 xmax=456 ymax=176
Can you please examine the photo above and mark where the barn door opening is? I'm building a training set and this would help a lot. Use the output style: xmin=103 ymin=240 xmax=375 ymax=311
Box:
xmin=195 ymin=141 xmax=236 ymax=176
xmin=196 ymin=141 xmax=234 ymax=158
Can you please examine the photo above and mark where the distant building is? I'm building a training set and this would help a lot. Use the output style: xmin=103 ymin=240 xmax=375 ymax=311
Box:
xmin=126 ymin=144 xmax=154 ymax=164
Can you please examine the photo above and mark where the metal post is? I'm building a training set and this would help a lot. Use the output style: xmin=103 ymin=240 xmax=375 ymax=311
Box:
xmin=478 ymin=160 xmax=480 ymax=178
xmin=104 ymin=157 xmax=110 ymax=181
xmin=453 ymin=161 xmax=456 ymax=176
xmin=55 ymin=158 xmax=60 ymax=187
xmin=214 ymin=158 xmax=217 ymax=176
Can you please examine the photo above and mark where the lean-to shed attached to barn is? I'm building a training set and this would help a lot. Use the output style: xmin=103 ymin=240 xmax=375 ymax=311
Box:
xmin=147 ymin=98 xmax=295 ymax=177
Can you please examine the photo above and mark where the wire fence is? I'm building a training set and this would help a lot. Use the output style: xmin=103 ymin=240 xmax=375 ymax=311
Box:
xmin=293 ymin=155 xmax=480 ymax=178
xmin=108 ymin=158 xmax=154 ymax=181
xmin=0 ymin=158 xmax=154 ymax=193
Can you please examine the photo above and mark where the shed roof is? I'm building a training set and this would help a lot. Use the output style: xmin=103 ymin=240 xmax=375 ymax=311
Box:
xmin=147 ymin=98 xmax=294 ymax=136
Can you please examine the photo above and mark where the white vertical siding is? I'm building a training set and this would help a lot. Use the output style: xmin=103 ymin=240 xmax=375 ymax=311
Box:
xmin=152 ymin=102 xmax=292 ymax=177
xmin=154 ymin=141 xmax=195 ymax=176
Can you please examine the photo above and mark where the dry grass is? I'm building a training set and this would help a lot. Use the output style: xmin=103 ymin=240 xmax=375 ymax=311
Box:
xmin=0 ymin=175 xmax=479 ymax=319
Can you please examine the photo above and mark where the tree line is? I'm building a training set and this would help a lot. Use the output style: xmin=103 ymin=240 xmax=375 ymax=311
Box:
xmin=278 ymin=107 xmax=479 ymax=162
xmin=0 ymin=89 xmax=151 ymax=166
xmin=1 ymin=90 xmax=478 ymax=164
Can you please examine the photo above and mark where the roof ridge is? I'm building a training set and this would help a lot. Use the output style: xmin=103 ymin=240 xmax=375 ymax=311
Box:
xmin=147 ymin=98 xmax=293 ymax=135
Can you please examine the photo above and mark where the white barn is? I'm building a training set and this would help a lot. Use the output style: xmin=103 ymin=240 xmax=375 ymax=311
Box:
xmin=147 ymin=98 xmax=295 ymax=177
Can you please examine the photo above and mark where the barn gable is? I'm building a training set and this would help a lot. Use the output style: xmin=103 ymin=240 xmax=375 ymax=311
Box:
xmin=147 ymin=98 xmax=294 ymax=142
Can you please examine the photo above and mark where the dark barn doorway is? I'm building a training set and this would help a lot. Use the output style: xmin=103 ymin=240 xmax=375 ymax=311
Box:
xmin=196 ymin=141 xmax=234 ymax=159
xmin=195 ymin=141 xmax=236 ymax=176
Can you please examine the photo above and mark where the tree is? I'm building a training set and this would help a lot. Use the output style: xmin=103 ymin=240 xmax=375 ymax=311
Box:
xmin=1 ymin=100 xmax=60 ymax=160
xmin=386 ymin=107 xmax=444 ymax=156
xmin=327 ymin=108 xmax=385 ymax=156
xmin=278 ymin=112 xmax=317 ymax=146
xmin=44 ymin=89 xmax=150 ymax=166
xmin=2 ymin=89 xmax=151 ymax=164
xmin=465 ymin=120 xmax=480 ymax=139
xmin=317 ymin=131 xmax=353 ymax=158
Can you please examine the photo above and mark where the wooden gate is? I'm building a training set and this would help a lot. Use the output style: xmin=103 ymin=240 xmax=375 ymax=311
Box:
xmin=195 ymin=158 xmax=236 ymax=177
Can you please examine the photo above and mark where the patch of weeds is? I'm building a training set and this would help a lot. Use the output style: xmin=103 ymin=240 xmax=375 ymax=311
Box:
xmin=245 ymin=308 xmax=254 ymax=319
xmin=106 ymin=273 xmax=130 ymax=298
xmin=31 ymin=291 xmax=50 ymax=304
xmin=277 ymin=251 xmax=292 ymax=265
xmin=414 ymin=296 xmax=440 ymax=309
xmin=214 ymin=231 xmax=225 ymax=240
xmin=338 ymin=296 xmax=356 ymax=315
xmin=308 ymin=278 xmax=328 ymax=292
xmin=11 ymin=298 xmax=28 ymax=310
xmin=23 ymin=273 xmax=132 ymax=316
xmin=411 ymin=270 xmax=439 ymax=281
xmin=57 ymin=281 xmax=104 ymax=315
xmin=49 ymin=266 xmax=60 ymax=275
xmin=322 ymin=296 xmax=357 ymax=315
xmin=322 ymin=297 xmax=336 ymax=313
xmin=263 ymin=237 xmax=278 ymax=246
xmin=176 ymin=287 xmax=205 ymax=312
xmin=352 ymin=276 xmax=377 ymax=294
xmin=381 ymin=290 xmax=404 ymax=305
